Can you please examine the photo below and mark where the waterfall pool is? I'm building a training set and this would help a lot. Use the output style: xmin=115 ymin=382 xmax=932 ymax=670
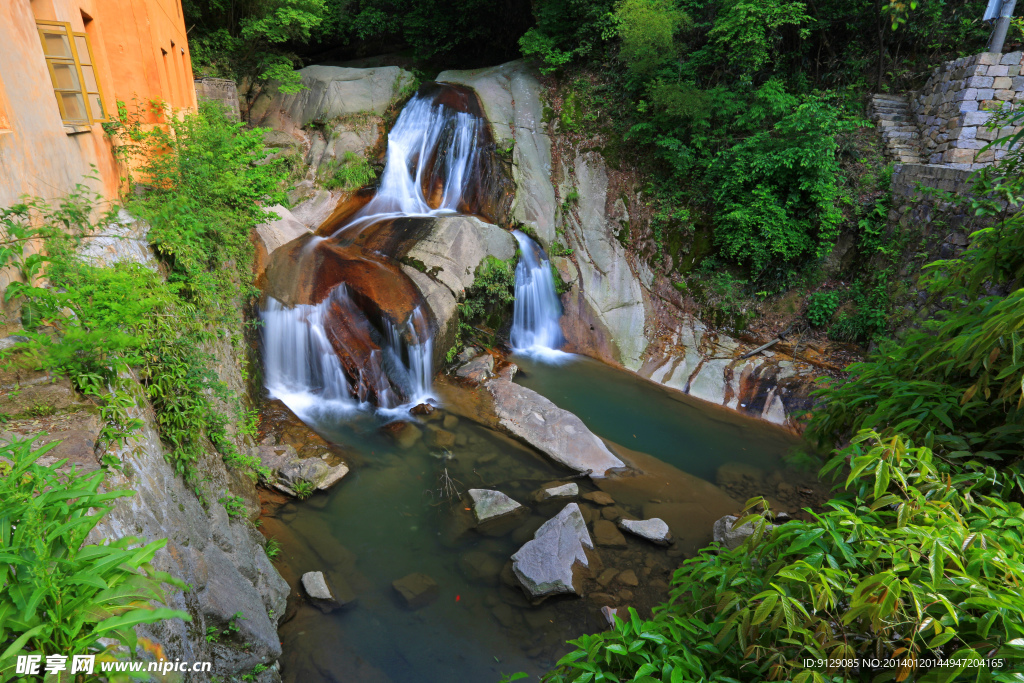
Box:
xmin=262 ymin=357 xmax=821 ymax=683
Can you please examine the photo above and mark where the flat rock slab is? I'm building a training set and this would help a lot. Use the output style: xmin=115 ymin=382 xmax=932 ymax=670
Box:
xmin=392 ymin=572 xmax=439 ymax=610
xmin=511 ymin=503 xmax=593 ymax=599
xmin=618 ymin=518 xmax=673 ymax=546
xmin=582 ymin=491 xmax=615 ymax=506
xmin=467 ymin=489 xmax=523 ymax=523
xmin=486 ymin=378 xmax=625 ymax=477
xmin=536 ymin=482 xmax=578 ymax=502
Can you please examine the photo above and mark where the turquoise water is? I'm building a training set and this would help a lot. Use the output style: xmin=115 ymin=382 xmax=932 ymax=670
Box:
xmin=511 ymin=354 xmax=806 ymax=482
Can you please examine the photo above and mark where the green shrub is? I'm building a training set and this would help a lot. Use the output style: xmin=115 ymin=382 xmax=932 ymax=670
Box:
xmin=805 ymin=290 xmax=839 ymax=327
xmin=292 ymin=480 xmax=315 ymax=500
xmin=322 ymin=151 xmax=376 ymax=191
xmin=542 ymin=431 xmax=1024 ymax=683
xmin=0 ymin=437 xmax=189 ymax=675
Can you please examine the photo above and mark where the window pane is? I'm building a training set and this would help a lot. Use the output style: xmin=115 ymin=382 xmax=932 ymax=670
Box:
xmin=87 ymin=93 xmax=104 ymax=120
xmin=41 ymin=31 xmax=72 ymax=58
xmin=81 ymin=64 xmax=97 ymax=92
xmin=51 ymin=62 xmax=80 ymax=90
xmin=74 ymin=36 xmax=91 ymax=64
xmin=60 ymin=92 xmax=87 ymax=122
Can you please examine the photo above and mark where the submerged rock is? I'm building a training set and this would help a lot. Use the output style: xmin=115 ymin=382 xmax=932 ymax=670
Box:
xmin=486 ymin=378 xmax=625 ymax=477
xmin=458 ymin=550 xmax=504 ymax=584
xmin=582 ymin=491 xmax=615 ymax=506
xmin=511 ymin=503 xmax=593 ymax=599
xmin=592 ymin=519 xmax=627 ymax=548
xmin=712 ymin=515 xmax=774 ymax=550
xmin=467 ymin=489 xmax=523 ymax=524
xmin=618 ymin=518 xmax=673 ymax=546
xmin=392 ymin=572 xmax=439 ymax=610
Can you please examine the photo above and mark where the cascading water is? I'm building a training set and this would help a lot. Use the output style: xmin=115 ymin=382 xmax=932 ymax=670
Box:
xmin=510 ymin=230 xmax=570 ymax=361
xmin=261 ymin=84 xmax=498 ymax=418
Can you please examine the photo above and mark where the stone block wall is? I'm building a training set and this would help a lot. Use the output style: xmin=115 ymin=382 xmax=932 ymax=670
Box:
xmin=194 ymin=77 xmax=241 ymax=121
xmin=911 ymin=51 xmax=1024 ymax=168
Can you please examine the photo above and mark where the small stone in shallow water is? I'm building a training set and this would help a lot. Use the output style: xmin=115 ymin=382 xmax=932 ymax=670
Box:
xmin=301 ymin=571 xmax=352 ymax=613
xmin=597 ymin=568 xmax=619 ymax=587
xmin=392 ymin=572 xmax=439 ymax=610
xmin=410 ymin=402 xmax=435 ymax=416
xmin=467 ymin=489 xmax=524 ymax=524
xmin=428 ymin=427 xmax=456 ymax=449
xmin=392 ymin=422 xmax=423 ymax=450
xmin=442 ymin=414 xmax=459 ymax=430
xmin=593 ymin=520 xmax=627 ymax=548
xmin=582 ymin=491 xmax=615 ymax=506
xmin=535 ymin=482 xmax=578 ymax=502
xmin=618 ymin=518 xmax=673 ymax=546
xmin=616 ymin=569 xmax=639 ymax=587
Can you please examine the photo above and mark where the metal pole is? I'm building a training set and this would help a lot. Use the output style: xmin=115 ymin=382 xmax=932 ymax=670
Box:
xmin=988 ymin=0 xmax=1018 ymax=53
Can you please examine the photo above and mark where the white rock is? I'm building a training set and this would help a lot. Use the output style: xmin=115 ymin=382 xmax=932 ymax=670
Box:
xmin=537 ymin=483 xmax=578 ymax=501
xmin=618 ymin=518 xmax=672 ymax=545
xmin=301 ymin=571 xmax=332 ymax=600
xmin=486 ymin=378 xmax=625 ymax=477
xmin=511 ymin=503 xmax=593 ymax=598
xmin=713 ymin=515 xmax=774 ymax=550
xmin=467 ymin=489 xmax=523 ymax=523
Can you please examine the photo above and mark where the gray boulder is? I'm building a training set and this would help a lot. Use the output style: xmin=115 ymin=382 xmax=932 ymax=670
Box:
xmin=252 ymin=65 xmax=415 ymax=128
xmin=300 ymin=571 xmax=353 ymax=613
xmin=511 ymin=503 xmax=593 ymax=599
xmin=255 ymin=205 xmax=312 ymax=257
xmin=79 ymin=209 xmax=158 ymax=271
xmin=467 ymin=488 xmax=523 ymax=523
xmin=438 ymin=61 xmax=557 ymax=246
xmin=456 ymin=353 xmax=495 ymax=382
xmin=713 ymin=515 xmax=774 ymax=550
xmin=618 ymin=518 xmax=672 ymax=546
xmin=486 ymin=378 xmax=625 ymax=477
xmin=403 ymin=216 xmax=516 ymax=298
xmin=259 ymin=443 xmax=349 ymax=495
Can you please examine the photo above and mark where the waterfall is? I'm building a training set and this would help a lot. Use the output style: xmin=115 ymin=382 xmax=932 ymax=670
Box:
xmin=261 ymin=85 xmax=493 ymax=417
xmin=510 ymin=230 xmax=569 ymax=361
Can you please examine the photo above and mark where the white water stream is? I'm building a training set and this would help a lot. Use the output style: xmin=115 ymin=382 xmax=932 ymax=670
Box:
xmin=510 ymin=230 xmax=570 ymax=362
xmin=262 ymin=89 xmax=485 ymax=417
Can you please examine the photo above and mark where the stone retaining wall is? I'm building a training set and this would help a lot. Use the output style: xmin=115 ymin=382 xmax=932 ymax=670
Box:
xmin=911 ymin=51 xmax=1024 ymax=168
xmin=195 ymin=77 xmax=241 ymax=121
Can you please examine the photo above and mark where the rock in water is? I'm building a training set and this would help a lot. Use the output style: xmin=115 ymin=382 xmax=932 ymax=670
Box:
xmin=301 ymin=571 xmax=352 ymax=613
xmin=535 ymin=483 xmax=578 ymax=502
xmin=592 ymin=519 xmax=627 ymax=548
xmin=468 ymin=489 xmax=523 ymax=523
xmin=618 ymin=518 xmax=673 ymax=546
xmin=486 ymin=378 xmax=625 ymax=477
xmin=582 ymin=491 xmax=615 ymax=506
xmin=392 ymin=572 xmax=439 ymax=610
xmin=712 ymin=515 xmax=774 ymax=550
xmin=511 ymin=503 xmax=593 ymax=599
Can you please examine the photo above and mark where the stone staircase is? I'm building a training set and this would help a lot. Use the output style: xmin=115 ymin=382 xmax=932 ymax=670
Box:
xmin=868 ymin=94 xmax=923 ymax=164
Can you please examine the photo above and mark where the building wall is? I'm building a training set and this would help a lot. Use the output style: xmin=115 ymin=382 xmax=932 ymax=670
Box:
xmin=0 ymin=0 xmax=195 ymax=209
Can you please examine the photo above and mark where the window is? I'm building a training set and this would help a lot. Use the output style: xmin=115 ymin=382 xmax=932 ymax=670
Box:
xmin=36 ymin=20 xmax=106 ymax=125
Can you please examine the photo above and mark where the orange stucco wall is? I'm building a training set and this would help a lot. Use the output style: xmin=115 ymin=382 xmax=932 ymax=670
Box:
xmin=0 ymin=0 xmax=195 ymax=209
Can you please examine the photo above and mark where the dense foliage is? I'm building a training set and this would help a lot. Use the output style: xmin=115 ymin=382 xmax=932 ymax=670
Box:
xmin=0 ymin=438 xmax=189 ymax=679
xmin=544 ymin=431 xmax=1024 ymax=683
xmin=810 ymin=113 xmax=1024 ymax=461
xmin=1 ymin=101 xmax=281 ymax=482
xmin=446 ymin=254 xmax=517 ymax=362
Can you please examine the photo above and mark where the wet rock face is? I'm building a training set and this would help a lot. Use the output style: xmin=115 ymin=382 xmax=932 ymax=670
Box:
xmin=438 ymin=61 xmax=557 ymax=246
xmin=511 ymin=503 xmax=593 ymax=599
xmin=485 ymin=377 xmax=625 ymax=477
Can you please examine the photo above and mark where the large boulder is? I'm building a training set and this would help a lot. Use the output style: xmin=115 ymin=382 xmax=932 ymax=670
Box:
xmin=511 ymin=503 xmax=593 ymax=599
xmin=251 ymin=65 xmax=416 ymax=130
xmin=438 ymin=61 xmax=557 ymax=247
xmin=255 ymin=205 xmax=312 ymax=262
xmin=485 ymin=378 xmax=625 ymax=477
